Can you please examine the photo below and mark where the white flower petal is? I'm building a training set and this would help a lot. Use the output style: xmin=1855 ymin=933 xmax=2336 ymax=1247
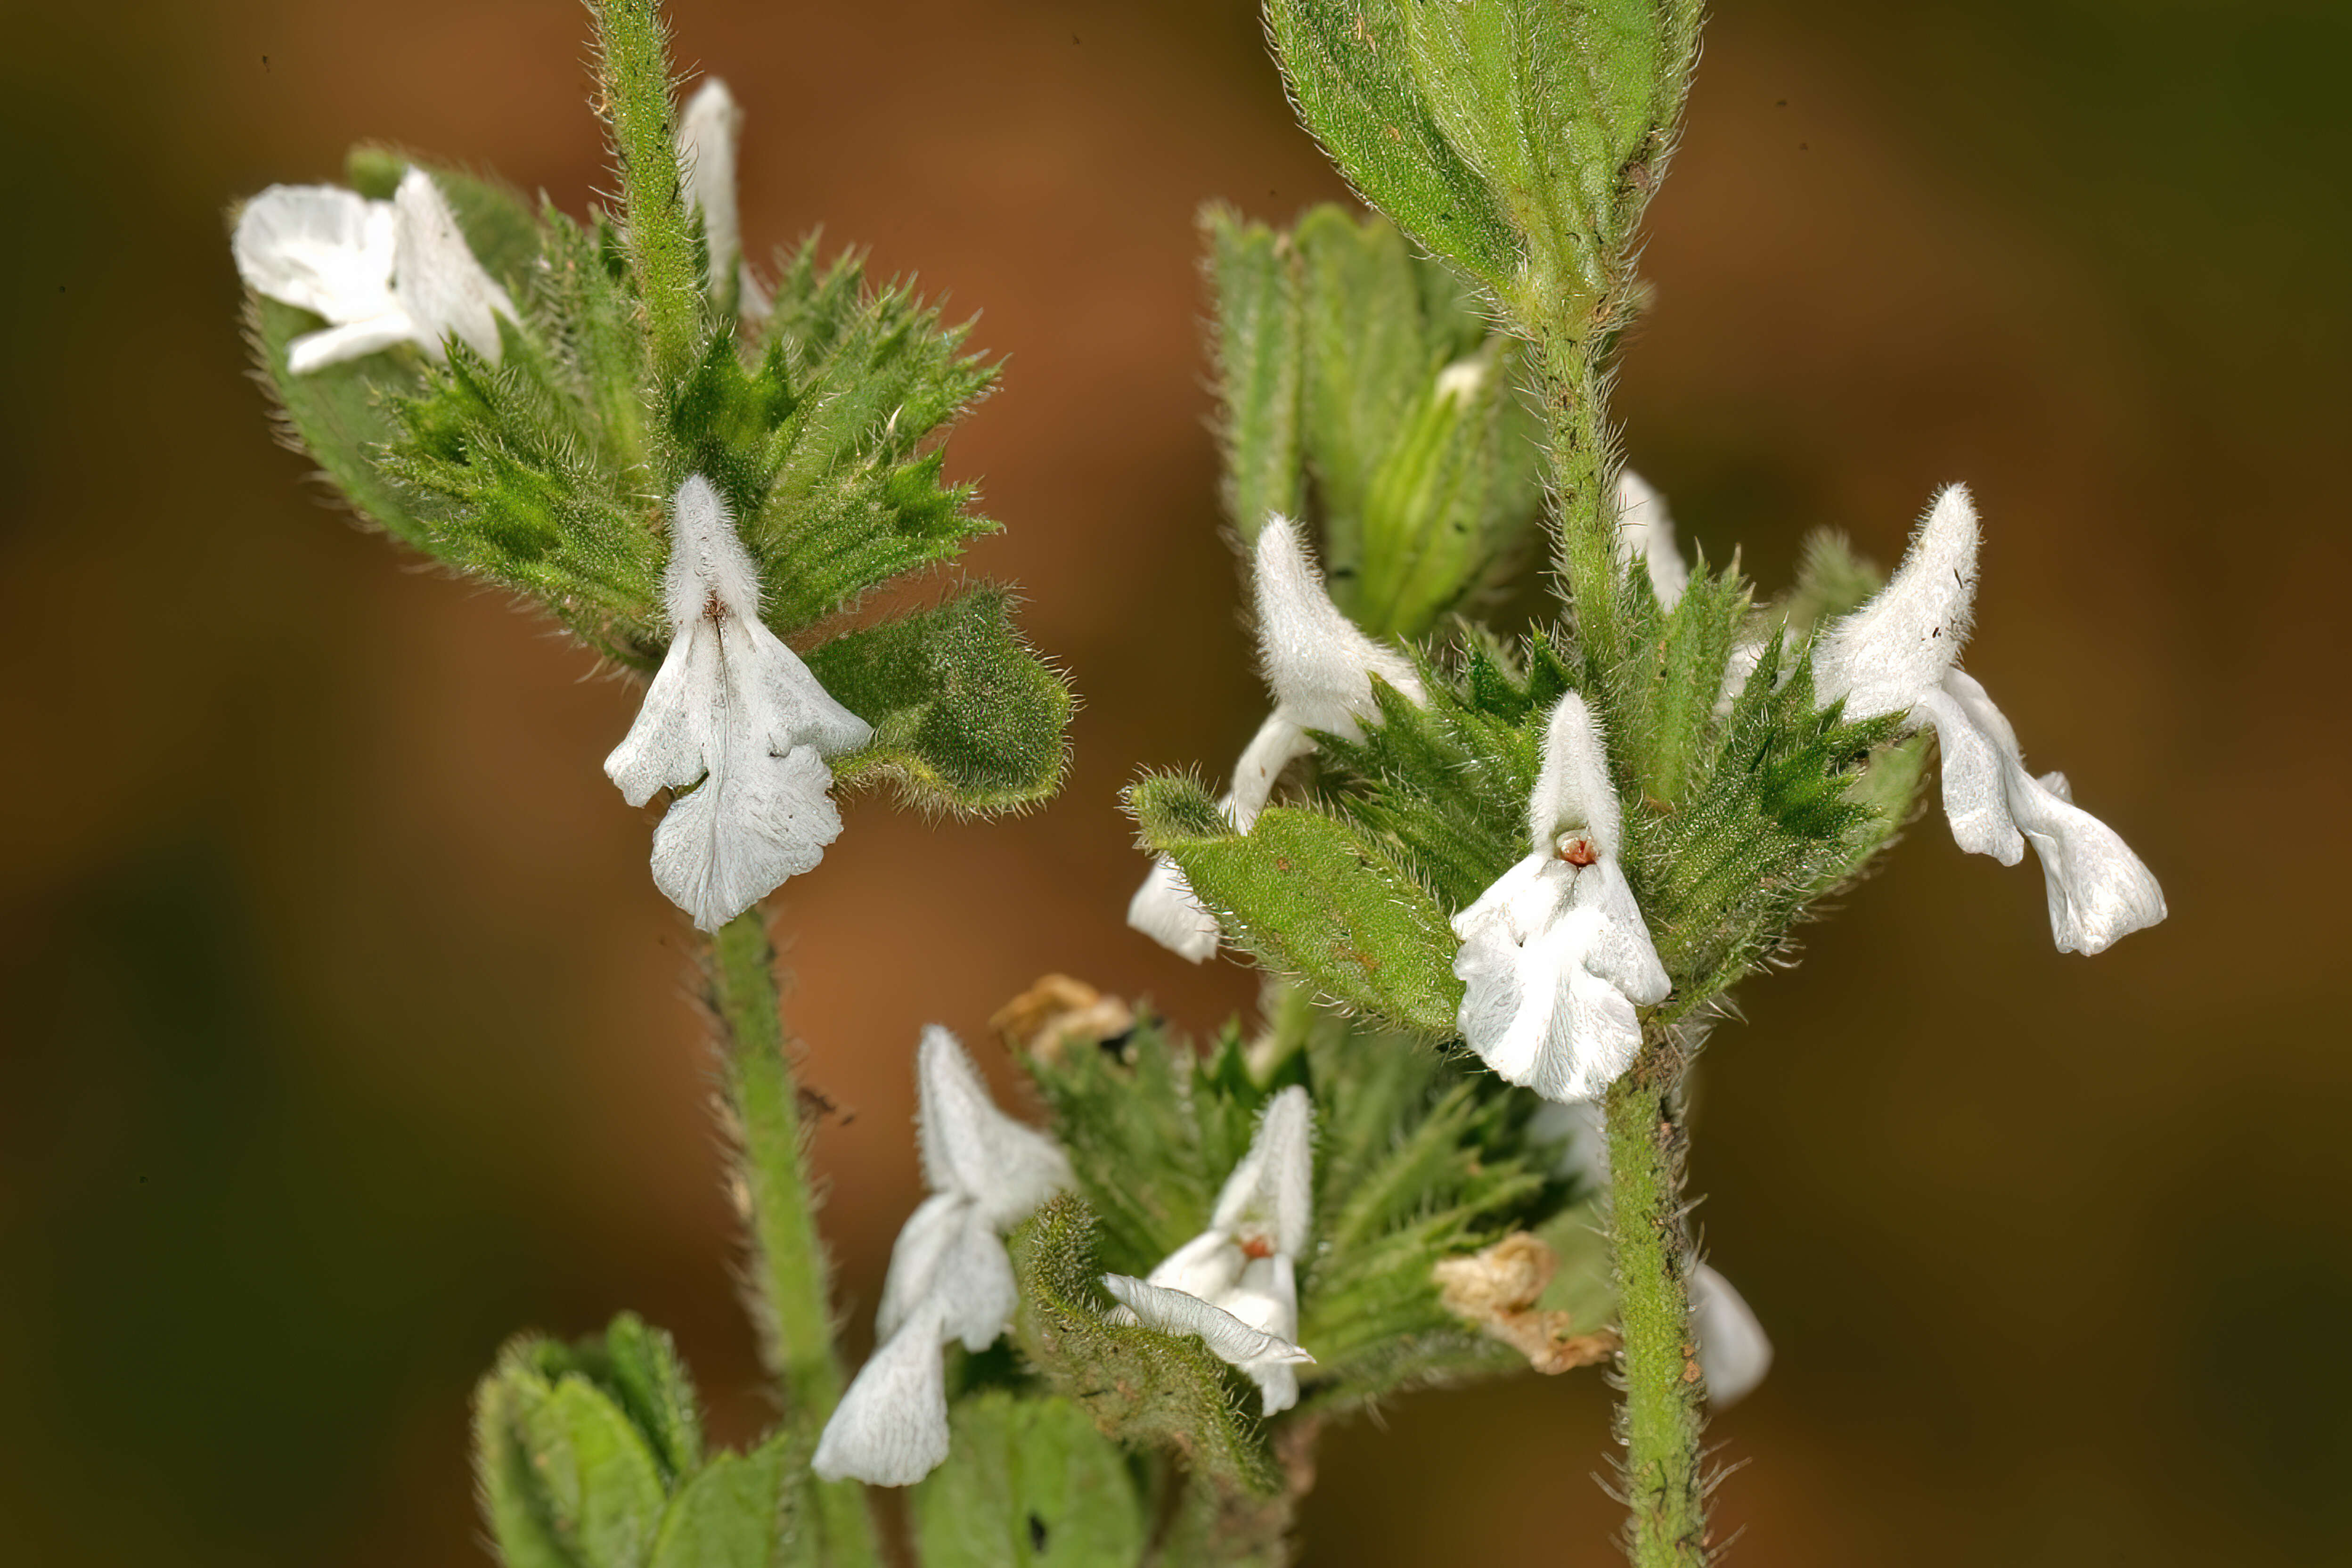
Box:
xmin=389 ymin=168 xmax=517 ymax=363
xmin=1691 ymin=1263 xmax=1773 ymax=1406
xmin=1911 ymin=682 xmax=2025 ymax=864
xmin=874 ymin=1192 xmax=968 ymax=1345
xmin=1223 ymin=1255 xmax=1303 ymax=1414
xmin=647 ymin=737 xmax=842 ymax=930
xmin=1102 ymin=1274 xmax=1313 ymax=1371
xmin=1127 ymin=855 xmax=1223 ymax=963
xmin=1528 ymin=691 xmax=1624 ymax=858
xmin=1617 ymin=470 xmax=1690 ymax=610
xmin=915 ymin=1026 xmax=1071 ymax=1226
xmin=678 ymin=79 xmax=747 ymax=304
xmin=232 ymin=184 xmax=399 ymax=324
xmin=811 ymin=1300 xmax=952 ymax=1487
xmin=1937 ymin=671 xmax=2164 ymax=952
xmin=1252 ymin=515 xmax=1424 ymax=738
xmin=1147 ymin=1229 xmax=1244 ymax=1303
xmin=1210 ymin=1086 xmax=1315 ymax=1258
xmin=1813 ymin=484 xmax=1979 ymax=722
xmin=285 ymin=312 xmax=419 ymax=374
xmin=1226 ymin=712 xmax=1313 ymax=830
xmin=1578 ymin=858 xmax=1672 ymax=1007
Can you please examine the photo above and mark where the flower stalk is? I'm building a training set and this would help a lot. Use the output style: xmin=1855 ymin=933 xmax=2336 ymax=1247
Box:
xmin=593 ymin=0 xmax=703 ymax=397
xmin=703 ymin=911 xmax=882 ymax=1566
xmin=1604 ymin=1045 xmax=1709 ymax=1568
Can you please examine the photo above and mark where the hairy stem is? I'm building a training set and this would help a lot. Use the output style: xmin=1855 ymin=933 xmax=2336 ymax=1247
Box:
xmin=1604 ymin=1053 xmax=1710 ymax=1567
xmin=592 ymin=0 xmax=702 ymax=395
xmin=704 ymin=912 xmax=880 ymax=1567
xmin=1534 ymin=330 xmax=1626 ymax=689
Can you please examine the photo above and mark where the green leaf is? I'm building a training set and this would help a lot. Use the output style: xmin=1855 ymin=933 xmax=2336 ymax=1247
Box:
xmin=1200 ymin=204 xmax=1306 ymax=542
xmin=383 ymin=336 xmax=670 ymax=665
xmin=648 ymin=1439 xmax=792 ymax=1568
xmin=1265 ymin=0 xmax=1521 ymax=295
xmin=744 ymin=243 xmax=1001 ymax=629
xmin=1010 ymin=1197 xmax=1279 ymax=1496
xmin=476 ymin=1341 xmax=589 ymax=1568
xmin=1400 ymin=0 xmax=1690 ymax=316
xmin=244 ymin=294 xmax=439 ymax=549
xmin=908 ymin=1392 xmax=1151 ymax=1568
xmin=542 ymin=1313 xmax=706 ymax=1485
xmin=808 ymin=587 xmax=1072 ymax=814
xmin=1778 ymin=527 xmax=1884 ymax=638
xmin=474 ymin=1332 xmax=673 ymax=1568
xmin=1616 ymin=560 xmax=1749 ymax=808
xmin=1130 ymin=775 xmax=1464 ymax=1035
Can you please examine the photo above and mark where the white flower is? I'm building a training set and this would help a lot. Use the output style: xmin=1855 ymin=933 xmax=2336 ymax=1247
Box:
xmin=1616 ymin=469 xmax=1690 ymax=609
xmin=1453 ymin=691 xmax=1671 ymax=1103
xmin=1533 ymin=1101 xmax=1774 ymax=1405
xmin=1131 ymin=1086 xmax=1315 ymax=1413
xmin=604 ymin=475 xmax=873 ymax=931
xmin=677 ymin=77 xmax=770 ymax=318
xmin=813 ymin=1027 xmax=1070 ymax=1487
xmin=1128 ymin=516 xmax=1427 ymax=961
xmin=1812 ymin=484 xmax=2166 ymax=954
xmin=232 ymin=168 xmax=517 ymax=374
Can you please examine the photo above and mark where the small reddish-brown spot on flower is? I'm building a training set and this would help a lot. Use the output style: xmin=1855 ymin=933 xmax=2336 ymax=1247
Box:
xmin=1241 ymin=1234 xmax=1276 ymax=1261
xmin=1558 ymin=836 xmax=1598 ymax=867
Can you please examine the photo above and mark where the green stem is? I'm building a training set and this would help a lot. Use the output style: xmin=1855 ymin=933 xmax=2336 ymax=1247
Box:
xmin=704 ymin=912 xmax=881 ymax=1568
xmin=1604 ymin=1051 xmax=1710 ymax=1568
xmin=593 ymin=0 xmax=702 ymax=393
xmin=1534 ymin=330 xmax=1626 ymax=689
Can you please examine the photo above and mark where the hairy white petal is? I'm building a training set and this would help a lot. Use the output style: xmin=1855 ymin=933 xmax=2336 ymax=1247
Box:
xmin=1528 ymin=691 xmax=1624 ymax=858
xmin=1210 ymin=1086 xmax=1315 ymax=1258
xmin=605 ymin=478 xmax=872 ymax=926
xmin=811 ymin=1300 xmax=952 ymax=1487
xmin=285 ymin=314 xmax=419 ymax=374
xmin=1223 ymin=1255 xmax=1303 ymax=1414
xmin=1102 ymin=1274 xmax=1313 ymax=1370
xmin=915 ymin=1026 xmax=1071 ymax=1226
xmin=233 ymin=185 xmax=400 ymax=323
xmin=1617 ymin=470 xmax=1690 ymax=610
xmin=1691 ymin=1264 xmax=1774 ymax=1407
xmin=387 ymin=169 xmax=515 ymax=362
xmin=1146 ymin=1229 xmax=1244 ymax=1304
xmin=1226 ymin=712 xmax=1312 ymax=830
xmin=1937 ymin=672 xmax=2165 ymax=953
xmin=678 ymin=80 xmax=746 ymax=300
xmin=1252 ymin=515 xmax=1424 ymax=737
xmin=1911 ymin=684 xmax=2024 ymax=864
xmin=1127 ymin=855 xmax=1222 ymax=963
xmin=1813 ymin=484 xmax=1979 ymax=721
xmin=647 ymin=739 xmax=841 ymax=930
xmin=875 ymin=1192 xmax=965 ymax=1345
xmin=1579 ymin=858 xmax=1672 ymax=1007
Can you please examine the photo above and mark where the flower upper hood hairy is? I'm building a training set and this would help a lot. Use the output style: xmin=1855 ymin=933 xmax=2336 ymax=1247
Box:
xmin=813 ymin=1027 xmax=1070 ymax=1487
xmin=677 ymin=76 xmax=770 ymax=317
xmin=1453 ymin=691 xmax=1672 ymax=1104
xmin=233 ymin=169 xmax=516 ymax=374
xmin=604 ymin=475 xmax=873 ymax=931
xmin=1812 ymin=485 xmax=2166 ymax=955
xmin=1129 ymin=516 xmax=1426 ymax=962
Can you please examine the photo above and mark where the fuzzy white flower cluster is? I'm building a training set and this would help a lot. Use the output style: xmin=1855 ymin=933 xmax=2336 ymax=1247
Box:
xmin=813 ymin=1028 xmax=1070 ymax=1487
xmin=1453 ymin=692 xmax=1672 ymax=1104
xmin=232 ymin=168 xmax=516 ymax=374
xmin=1108 ymin=1086 xmax=1317 ymax=1413
xmin=1812 ymin=484 xmax=2166 ymax=955
xmin=235 ymin=78 xmax=762 ymax=378
xmin=1128 ymin=518 xmax=1426 ymax=961
xmin=604 ymin=476 xmax=871 ymax=930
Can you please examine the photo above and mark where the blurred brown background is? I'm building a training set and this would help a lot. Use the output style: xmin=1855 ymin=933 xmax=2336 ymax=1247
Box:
xmin=3 ymin=1 xmax=2346 ymax=1563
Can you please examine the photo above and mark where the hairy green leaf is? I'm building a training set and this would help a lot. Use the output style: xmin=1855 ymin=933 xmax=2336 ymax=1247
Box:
xmin=908 ymin=1392 xmax=1151 ymax=1568
xmin=1131 ymin=776 xmax=1464 ymax=1035
xmin=648 ymin=1439 xmax=793 ymax=1568
xmin=1011 ymin=1197 xmax=1279 ymax=1495
xmin=809 ymin=587 xmax=1072 ymax=815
